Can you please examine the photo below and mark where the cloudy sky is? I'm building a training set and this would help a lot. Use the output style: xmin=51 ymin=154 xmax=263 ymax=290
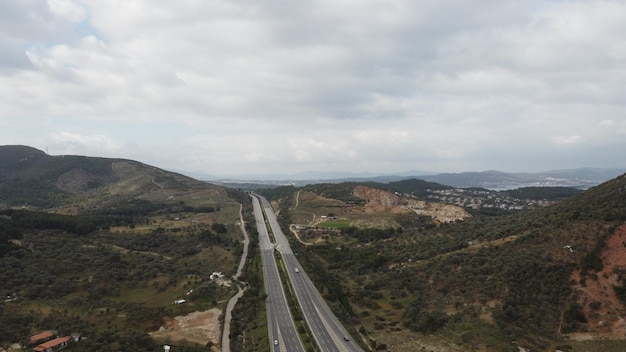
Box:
xmin=1 ymin=0 xmax=625 ymax=178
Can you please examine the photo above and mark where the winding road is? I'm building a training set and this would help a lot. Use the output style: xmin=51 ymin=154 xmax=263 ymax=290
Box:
xmin=221 ymin=203 xmax=251 ymax=352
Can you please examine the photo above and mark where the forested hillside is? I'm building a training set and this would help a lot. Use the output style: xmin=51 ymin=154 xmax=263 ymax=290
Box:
xmin=0 ymin=146 xmax=253 ymax=351
xmin=262 ymin=174 xmax=626 ymax=351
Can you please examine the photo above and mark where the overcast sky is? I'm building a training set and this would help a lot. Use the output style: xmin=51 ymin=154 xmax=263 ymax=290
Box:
xmin=1 ymin=0 xmax=625 ymax=178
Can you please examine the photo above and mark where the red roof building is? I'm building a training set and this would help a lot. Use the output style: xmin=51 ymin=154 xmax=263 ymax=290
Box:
xmin=33 ymin=336 xmax=72 ymax=352
xmin=28 ymin=331 xmax=56 ymax=346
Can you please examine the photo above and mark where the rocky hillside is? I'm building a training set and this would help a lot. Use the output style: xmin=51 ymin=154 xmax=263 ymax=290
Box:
xmin=353 ymin=185 xmax=470 ymax=223
xmin=569 ymin=223 xmax=626 ymax=337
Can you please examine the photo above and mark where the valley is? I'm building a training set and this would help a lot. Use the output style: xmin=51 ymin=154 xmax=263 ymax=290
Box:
xmin=1 ymin=145 xmax=626 ymax=352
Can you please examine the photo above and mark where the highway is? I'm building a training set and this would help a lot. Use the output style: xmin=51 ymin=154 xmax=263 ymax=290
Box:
xmin=252 ymin=195 xmax=305 ymax=352
xmin=255 ymin=194 xmax=363 ymax=352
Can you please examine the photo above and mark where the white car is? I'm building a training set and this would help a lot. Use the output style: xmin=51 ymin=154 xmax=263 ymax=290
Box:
xmin=274 ymin=339 xmax=278 ymax=346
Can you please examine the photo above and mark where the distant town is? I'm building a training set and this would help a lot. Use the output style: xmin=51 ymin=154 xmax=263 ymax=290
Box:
xmin=425 ymin=188 xmax=556 ymax=211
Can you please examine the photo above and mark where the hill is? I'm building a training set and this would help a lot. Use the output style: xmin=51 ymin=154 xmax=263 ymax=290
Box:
xmin=0 ymin=146 xmax=255 ymax=351
xmin=0 ymin=145 xmax=238 ymax=211
xmin=261 ymin=173 xmax=626 ymax=351
xmin=419 ymin=168 xmax=625 ymax=190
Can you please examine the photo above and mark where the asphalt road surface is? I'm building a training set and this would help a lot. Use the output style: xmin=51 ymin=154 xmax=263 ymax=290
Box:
xmin=252 ymin=195 xmax=306 ymax=352
xmin=255 ymin=194 xmax=363 ymax=352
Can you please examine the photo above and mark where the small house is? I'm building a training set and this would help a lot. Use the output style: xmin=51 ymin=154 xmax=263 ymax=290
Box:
xmin=29 ymin=331 xmax=56 ymax=346
xmin=33 ymin=336 xmax=72 ymax=352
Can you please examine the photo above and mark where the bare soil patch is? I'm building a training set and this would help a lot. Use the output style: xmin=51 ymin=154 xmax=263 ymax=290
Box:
xmin=150 ymin=308 xmax=222 ymax=346
xmin=567 ymin=224 xmax=626 ymax=338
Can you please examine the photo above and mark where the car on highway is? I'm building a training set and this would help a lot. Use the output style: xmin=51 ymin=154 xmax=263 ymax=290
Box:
xmin=274 ymin=339 xmax=278 ymax=346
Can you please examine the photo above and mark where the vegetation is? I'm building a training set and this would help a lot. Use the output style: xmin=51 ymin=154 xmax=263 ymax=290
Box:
xmin=0 ymin=146 xmax=250 ymax=351
xmin=502 ymin=186 xmax=583 ymax=201
xmin=228 ymin=231 xmax=269 ymax=352
xmin=552 ymin=174 xmax=626 ymax=222
xmin=0 ymin=178 xmax=70 ymax=207
xmin=318 ymin=219 xmax=352 ymax=228
xmin=0 ymin=207 xmax=242 ymax=348
xmin=383 ymin=178 xmax=453 ymax=197
xmin=263 ymin=173 xmax=626 ymax=351
xmin=3 ymin=145 xmax=626 ymax=352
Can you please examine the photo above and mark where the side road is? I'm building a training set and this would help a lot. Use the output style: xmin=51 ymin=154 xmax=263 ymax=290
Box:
xmin=221 ymin=203 xmax=250 ymax=352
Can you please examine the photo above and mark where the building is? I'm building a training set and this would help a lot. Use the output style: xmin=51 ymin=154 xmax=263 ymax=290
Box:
xmin=28 ymin=331 xmax=56 ymax=347
xmin=33 ymin=336 xmax=72 ymax=352
xmin=210 ymin=272 xmax=225 ymax=280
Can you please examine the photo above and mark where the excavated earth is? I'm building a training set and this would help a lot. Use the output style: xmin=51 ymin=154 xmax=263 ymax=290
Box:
xmin=568 ymin=224 xmax=626 ymax=340
xmin=150 ymin=308 xmax=222 ymax=346
xmin=352 ymin=185 xmax=470 ymax=223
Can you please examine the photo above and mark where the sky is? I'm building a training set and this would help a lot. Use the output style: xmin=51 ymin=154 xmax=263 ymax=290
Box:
xmin=1 ymin=0 xmax=625 ymax=178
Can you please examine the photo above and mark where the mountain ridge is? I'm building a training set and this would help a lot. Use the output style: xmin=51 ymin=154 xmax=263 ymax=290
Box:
xmin=0 ymin=145 xmax=232 ymax=209
xmin=210 ymin=168 xmax=625 ymax=190
xmin=3 ymin=145 xmax=621 ymax=190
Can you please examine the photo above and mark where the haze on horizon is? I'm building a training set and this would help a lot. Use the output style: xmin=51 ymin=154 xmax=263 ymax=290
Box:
xmin=1 ymin=0 xmax=625 ymax=177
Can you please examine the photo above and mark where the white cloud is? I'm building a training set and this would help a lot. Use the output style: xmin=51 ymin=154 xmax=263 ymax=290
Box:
xmin=47 ymin=0 xmax=86 ymax=23
xmin=552 ymin=135 xmax=582 ymax=146
xmin=49 ymin=132 xmax=131 ymax=155
xmin=0 ymin=0 xmax=625 ymax=176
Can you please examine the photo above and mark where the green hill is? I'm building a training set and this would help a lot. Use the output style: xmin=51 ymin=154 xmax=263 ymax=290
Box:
xmin=266 ymin=173 xmax=626 ymax=351
xmin=0 ymin=146 xmax=252 ymax=351
xmin=0 ymin=145 xmax=238 ymax=210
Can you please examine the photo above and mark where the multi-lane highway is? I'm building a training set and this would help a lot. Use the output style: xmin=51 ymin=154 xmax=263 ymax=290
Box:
xmin=254 ymin=194 xmax=363 ymax=352
xmin=253 ymin=195 xmax=306 ymax=352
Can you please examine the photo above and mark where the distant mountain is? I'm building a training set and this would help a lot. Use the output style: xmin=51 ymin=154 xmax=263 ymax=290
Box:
xmin=199 ymin=169 xmax=435 ymax=183
xmin=214 ymin=168 xmax=624 ymax=191
xmin=418 ymin=168 xmax=625 ymax=189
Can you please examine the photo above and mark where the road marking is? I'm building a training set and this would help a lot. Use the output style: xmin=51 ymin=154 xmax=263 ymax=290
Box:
xmin=313 ymin=305 xmax=349 ymax=352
